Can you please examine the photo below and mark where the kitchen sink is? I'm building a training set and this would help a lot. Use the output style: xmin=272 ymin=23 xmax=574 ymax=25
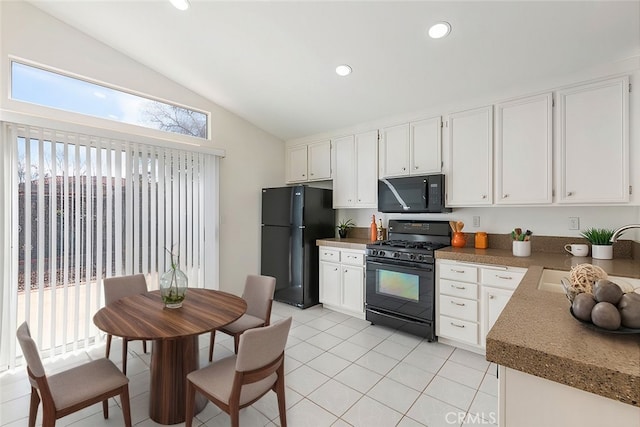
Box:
xmin=538 ymin=269 xmax=640 ymax=294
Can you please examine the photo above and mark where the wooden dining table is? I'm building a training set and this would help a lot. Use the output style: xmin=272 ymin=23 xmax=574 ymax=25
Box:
xmin=93 ymin=288 xmax=247 ymax=425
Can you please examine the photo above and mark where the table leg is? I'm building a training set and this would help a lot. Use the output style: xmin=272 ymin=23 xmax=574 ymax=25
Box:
xmin=149 ymin=336 xmax=207 ymax=424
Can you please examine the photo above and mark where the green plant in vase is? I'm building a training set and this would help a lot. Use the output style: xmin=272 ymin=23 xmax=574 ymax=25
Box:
xmin=580 ymin=228 xmax=615 ymax=245
xmin=160 ymin=246 xmax=188 ymax=308
xmin=337 ymin=218 xmax=355 ymax=238
xmin=580 ymin=227 xmax=615 ymax=260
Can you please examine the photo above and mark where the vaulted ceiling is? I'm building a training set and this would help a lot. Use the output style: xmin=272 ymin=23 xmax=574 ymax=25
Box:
xmin=30 ymin=1 xmax=640 ymax=141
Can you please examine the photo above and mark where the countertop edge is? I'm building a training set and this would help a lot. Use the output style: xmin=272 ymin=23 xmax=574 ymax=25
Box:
xmin=316 ymin=238 xmax=370 ymax=250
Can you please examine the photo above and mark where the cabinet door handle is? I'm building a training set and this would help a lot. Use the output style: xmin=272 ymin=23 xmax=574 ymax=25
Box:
xmin=310 ymin=173 xmax=314 ymax=176
xmin=450 ymin=322 xmax=465 ymax=328
xmin=496 ymin=275 xmax=513 ymax=280
xmin=567 ymin=191 xmax=574 ymax=196
xmin=402 ymin=167 xmax=406 ymax=171
xmin=414 ymin=166 xmax=419 ymax=170
xmin=481 ymin=194 xmax=487 ymax=199
xmin=450 ymin=301 xmax=466 ymax=307
xmin=502 ymin=194 xmax=509 ymax=198
xmin=451 ymin=269 xmax=465 ymax=273
xmin=333 ymin=268 xmax=338 ymax=271
xmin=489 ymin=294 xmax=495 ymax=299
xmin=451 ymin=284 xmax=466 ymax=290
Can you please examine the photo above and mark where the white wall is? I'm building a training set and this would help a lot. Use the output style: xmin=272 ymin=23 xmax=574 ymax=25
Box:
xmin=0 ymin=1 xmax=285 ymax=296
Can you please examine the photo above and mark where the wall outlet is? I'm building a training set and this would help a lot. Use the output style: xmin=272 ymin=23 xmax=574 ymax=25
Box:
xmin=568 ymin=217 xmax=580 ymax=230
xmin=473 ymin=216 xmax=481 ymax=227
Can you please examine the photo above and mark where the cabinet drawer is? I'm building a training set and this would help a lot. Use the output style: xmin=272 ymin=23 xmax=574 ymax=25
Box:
xmin=319 ymin=248 xmax=340 ymax=262
xmin=439 ymin=295 xmax=478 ymax=322
xmin=439 ymin=315 xmax=478 ymax=345
xmin=440 ymin=279 xmax=478 ymax=299
xmin=439 ymin=263 xmax=478 ymax=282
xmin=480 ymin=268 xmax=525 ymax=290
xmin=341 ymin=251 xmax=365 ymax=266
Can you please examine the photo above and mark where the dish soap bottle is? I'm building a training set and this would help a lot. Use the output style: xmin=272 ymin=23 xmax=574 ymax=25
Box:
xmin=377 ymin=219 xmax=384 ymax=241
xmin=370 ymin=215 xmax=377 ymax=242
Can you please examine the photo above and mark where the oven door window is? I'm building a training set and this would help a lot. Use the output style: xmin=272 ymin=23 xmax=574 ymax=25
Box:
xmin=377 ymin=269 xmax=420 ymax=301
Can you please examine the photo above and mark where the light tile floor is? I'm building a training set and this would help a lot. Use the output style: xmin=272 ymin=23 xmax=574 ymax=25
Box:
xmin=0 ymin=302 xmax=498 ymax=427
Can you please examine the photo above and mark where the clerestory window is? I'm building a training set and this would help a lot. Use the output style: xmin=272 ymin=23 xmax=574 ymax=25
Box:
xmin=10 ymin=61 xmax=209 ymax=140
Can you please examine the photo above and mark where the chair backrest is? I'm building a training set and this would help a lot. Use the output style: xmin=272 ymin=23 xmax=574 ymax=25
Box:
xmin=242 ymin=274 xmax=276 ymax=321
xmin=235 ymin=317 xmax=292 ymax=373
xmin=16 ymin=322 xmax=46 ymax=387
xmin=103 ymin=274 xmax=148 ymax=305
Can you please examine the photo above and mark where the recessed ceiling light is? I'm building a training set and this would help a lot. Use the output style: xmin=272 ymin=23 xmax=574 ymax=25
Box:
xmin=335 ymin=65 xmax=352 ymax=77
xmin=428 ymin=22 xmax=451 ymax=39
xmin=169 ymin=0 xmax=190 ymax=11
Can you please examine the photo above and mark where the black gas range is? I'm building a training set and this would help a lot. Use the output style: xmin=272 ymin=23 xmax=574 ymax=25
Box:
xmin=365 ymin=220 xmax=451 ymax=341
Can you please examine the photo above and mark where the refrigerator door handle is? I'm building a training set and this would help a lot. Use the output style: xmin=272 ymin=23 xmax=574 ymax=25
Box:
xmin=298 ymin=225 xmax=306 ymax=229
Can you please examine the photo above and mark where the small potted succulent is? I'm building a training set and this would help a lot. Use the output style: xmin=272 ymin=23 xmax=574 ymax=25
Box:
xmin=580 ymin=228 xmax=615 ymax=260
xmin=337 ymin=219 xmax=355 ymax=238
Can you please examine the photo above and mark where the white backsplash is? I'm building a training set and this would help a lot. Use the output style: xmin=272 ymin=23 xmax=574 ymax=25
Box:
xmin=337 ymin=205 xmax=640 ymax=241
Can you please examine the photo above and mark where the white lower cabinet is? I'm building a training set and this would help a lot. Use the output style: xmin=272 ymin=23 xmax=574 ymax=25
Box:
xmin=436 ymin=259 xmax=526 ymax=352
xmin=480 ymin=287 xmax=513 ymax=348
xmin=319 ymin=246 xmax=365 ymax=318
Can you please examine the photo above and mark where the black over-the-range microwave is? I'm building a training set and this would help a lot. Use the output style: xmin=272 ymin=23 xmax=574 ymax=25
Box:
xmin=377 ymin=174 xmax=451 ymax=213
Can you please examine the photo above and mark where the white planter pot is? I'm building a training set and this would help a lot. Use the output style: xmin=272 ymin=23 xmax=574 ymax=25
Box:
xmin=591 ymin=245 xmax=613 ymax=260
xmin=512 ymin=241 xmax=531 ymax=257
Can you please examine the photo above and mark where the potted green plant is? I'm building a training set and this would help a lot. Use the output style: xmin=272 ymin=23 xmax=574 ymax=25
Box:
xmin=580 ymin=228 xmax=615 ymax=260
xmin=337 ymin=219 xmax=355 ymax=238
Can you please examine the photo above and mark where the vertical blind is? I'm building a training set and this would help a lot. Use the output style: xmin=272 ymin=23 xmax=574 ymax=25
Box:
xmin=1 ymin=122 xmax=216 ymax=369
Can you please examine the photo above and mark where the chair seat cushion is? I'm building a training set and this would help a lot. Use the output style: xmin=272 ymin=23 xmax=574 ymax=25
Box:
xmin=187 ymin=356 xmax=277 ymax=406
xmin=221 ymin=314 xmax=265 ymax=334
xmin=49 ymin=358 xmax=128 ymax=411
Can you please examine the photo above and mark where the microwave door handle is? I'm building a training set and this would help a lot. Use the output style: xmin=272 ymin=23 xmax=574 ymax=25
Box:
xmin=423 ymin=179 xmax=428 ymax=210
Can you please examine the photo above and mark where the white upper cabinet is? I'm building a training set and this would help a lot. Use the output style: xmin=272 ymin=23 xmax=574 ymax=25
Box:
xmin=308 ymin=141 xmax=332 ymax=181
xmin=495 ymin=93 xmax=553 ymax=204
xmin=354 ymin=131 xmax=378 ymax=207
xmin=380 ymin=123 xmax=410 ymax=177
xmin=445 ymin=106 xmax=493 ymax=206
xmin=556 ymin=76 xmax=630 ymax=203
xmin=285 ymin=140 xmax=332 ymax=183
xmin=333 ymin=131 xmax=378 ymax=208
xmin=286 ymin=145 xmax=308 ymax=183
xmin=380 ymin=117 xmax=441 ymax=178
xmin=411 ymin=117 xmax=442 ymax=175
xmin=333 ymin=135 xmax=356 ymax=207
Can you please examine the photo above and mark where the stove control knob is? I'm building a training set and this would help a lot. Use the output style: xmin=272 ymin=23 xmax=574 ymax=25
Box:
xmin=393 ymin=252 xmax=401 ymax=258
xmin=408 ymin=254 xmax=416 ymax=260
xmin=378 ymin=251 xmax=385 ymax=257
xmin=417 ymin=255 xmax=424 ymax=261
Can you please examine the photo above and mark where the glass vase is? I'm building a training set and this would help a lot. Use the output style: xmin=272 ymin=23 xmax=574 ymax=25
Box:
xmin=159 ymin=266 xmax=188 ymax=308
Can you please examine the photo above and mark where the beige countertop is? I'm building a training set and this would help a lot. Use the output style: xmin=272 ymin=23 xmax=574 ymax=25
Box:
xmin=437 ymin=247 xmax=640 ymax=407
xmin=316 ymin=237 xmax=370 ymax=250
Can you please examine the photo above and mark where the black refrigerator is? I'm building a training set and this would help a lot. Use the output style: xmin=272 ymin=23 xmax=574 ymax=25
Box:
xmin=261 ymin=186 xmax=335 ymax=308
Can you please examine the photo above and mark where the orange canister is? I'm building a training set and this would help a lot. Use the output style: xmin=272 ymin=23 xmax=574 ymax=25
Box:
xmin=475 ymin=232 xmax=488 ymax=249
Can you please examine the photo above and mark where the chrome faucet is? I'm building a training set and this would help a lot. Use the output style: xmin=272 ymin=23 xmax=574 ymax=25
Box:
xmin=610 ymin=224 xmax=640 ymax=242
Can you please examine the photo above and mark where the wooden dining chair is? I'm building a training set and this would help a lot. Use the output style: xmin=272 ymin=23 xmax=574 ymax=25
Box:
xmin=16 ymin=322 xmax=132 ymax=427
xmin=103 ymin=273 xmax=148 ymax=374
xmin=187 ymin=317 xmax=292 ymax=427
xmin=208 ymin=274 xmax=276 ymax=361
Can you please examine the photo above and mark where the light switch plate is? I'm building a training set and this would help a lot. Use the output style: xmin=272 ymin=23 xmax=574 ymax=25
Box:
xmin=568 ymin=217 xmax=580 ymax=230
